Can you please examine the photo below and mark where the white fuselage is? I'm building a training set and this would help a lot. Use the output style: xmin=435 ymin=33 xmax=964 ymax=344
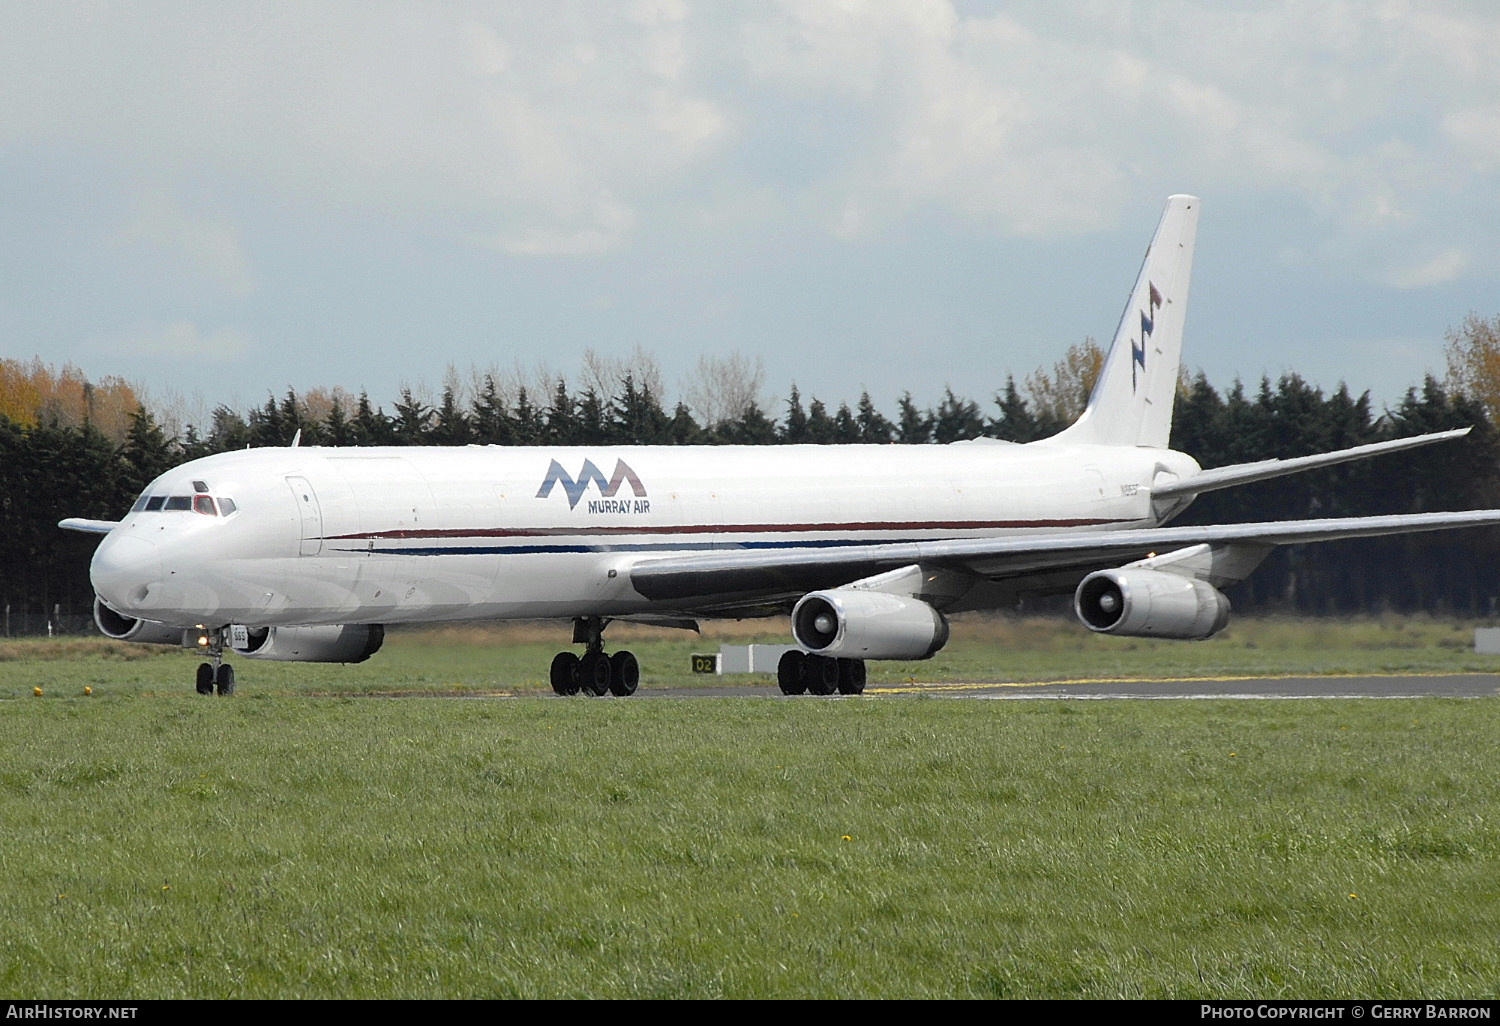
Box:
xmin=90 ymin=441 xmax=1200 ymax=629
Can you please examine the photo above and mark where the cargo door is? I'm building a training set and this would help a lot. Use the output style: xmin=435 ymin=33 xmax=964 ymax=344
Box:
xmin=287 ymin=476 xmax=323 ymax=556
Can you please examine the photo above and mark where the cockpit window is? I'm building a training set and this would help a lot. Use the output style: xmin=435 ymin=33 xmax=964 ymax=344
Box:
xmin=132 ymin=485 xmax=233 ymax=516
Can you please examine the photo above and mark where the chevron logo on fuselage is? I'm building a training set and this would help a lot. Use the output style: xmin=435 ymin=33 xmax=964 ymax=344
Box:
xmin=1132 ymin=282 xmax=1163 ymax=393
xmin=536 ymin=458 xmax=647 ymax=510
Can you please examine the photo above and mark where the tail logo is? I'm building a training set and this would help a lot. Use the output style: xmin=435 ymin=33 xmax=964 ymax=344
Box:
xmin=536 ymin=458 xmax=647 ymax=510
xmin=1132 ymin=282 xmax=1163 ymax=393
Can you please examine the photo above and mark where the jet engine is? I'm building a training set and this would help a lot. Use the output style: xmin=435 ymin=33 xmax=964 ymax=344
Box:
xmin=1074 ymin=569 xmax=1230 ymax=640
xmin=791 ymin=590 xmax=949 ymax=660
xmin=233 ymin=624 xmax=385 ymax=663
xmin=93 ymin=596 xmax=186 ymax=646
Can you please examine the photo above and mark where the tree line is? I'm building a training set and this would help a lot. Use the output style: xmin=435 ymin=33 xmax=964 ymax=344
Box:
xmin=159 ymin=376 xmax=1084 ymax=455
xmin=5 ymin=324 xmax=1500 ymax=627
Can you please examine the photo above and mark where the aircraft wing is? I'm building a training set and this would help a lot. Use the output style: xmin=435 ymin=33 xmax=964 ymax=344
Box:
xmin=627 ymin=508 xmax=1500 ymax=605
xmin=58 ymin=518 xmax=120 ymax=535
xmin=1152 ymin=428 xmax=1469 ymax=500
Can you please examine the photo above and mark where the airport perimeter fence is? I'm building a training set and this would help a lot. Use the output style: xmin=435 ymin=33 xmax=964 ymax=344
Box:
xmin=2 ymin=606 xmax=96 ymax=638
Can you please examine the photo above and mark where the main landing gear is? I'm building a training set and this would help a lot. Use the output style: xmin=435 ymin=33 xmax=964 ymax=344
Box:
xmin=193 ymin=627 xmax=236 ymax=696
xmin=549 ymin=616 xmax=640 ymax=697
xmin=777 ymin=650 xmax=866 ymax=696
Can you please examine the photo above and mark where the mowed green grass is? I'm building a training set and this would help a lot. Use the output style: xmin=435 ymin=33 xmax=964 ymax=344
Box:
xmin=1 ymin=619 xmax=1498 ymax=998
xmin=0 ymin=614 xmax=1495 ymax=697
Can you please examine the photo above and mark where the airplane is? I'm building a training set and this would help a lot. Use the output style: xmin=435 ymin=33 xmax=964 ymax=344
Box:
xmin=60 ymin=194 xmax=1500 ymax=697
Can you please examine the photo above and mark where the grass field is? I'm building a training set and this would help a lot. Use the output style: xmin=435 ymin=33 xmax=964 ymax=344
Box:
xmin=1 ymin=617 xmax=1498 ymax=998
xmin=2 ymin=613 xmax=1496 ymax=698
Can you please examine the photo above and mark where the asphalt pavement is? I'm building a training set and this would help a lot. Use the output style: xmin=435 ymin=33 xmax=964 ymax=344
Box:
xmin=638 ymin=673 xmax=1500 ymax=699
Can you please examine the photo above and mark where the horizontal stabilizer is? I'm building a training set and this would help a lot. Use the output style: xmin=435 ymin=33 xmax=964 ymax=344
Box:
xmin=58 ymin=518 xmax=119 ymax=535
xmin=1153 ymin=428 xmax=1471 ymax=500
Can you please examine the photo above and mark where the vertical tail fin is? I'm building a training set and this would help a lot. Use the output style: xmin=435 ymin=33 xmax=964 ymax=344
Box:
xmin=1050 ymin=194 xmax=1199 ymax=448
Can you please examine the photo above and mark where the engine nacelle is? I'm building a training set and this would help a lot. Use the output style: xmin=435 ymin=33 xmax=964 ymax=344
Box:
xmin=792 ymin=590 xmax=949 ymax=660
xmin=93 ymin=597 xmax=186 ymax=646
xmin=232 ymin=624 xmax=385 ymax=663
xmin=1074 ymin=569 xmax=1230 ymax=640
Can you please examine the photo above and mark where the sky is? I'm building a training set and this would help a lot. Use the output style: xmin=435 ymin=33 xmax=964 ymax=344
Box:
xmin=1 ymin=0 xmax=1496 ymax=430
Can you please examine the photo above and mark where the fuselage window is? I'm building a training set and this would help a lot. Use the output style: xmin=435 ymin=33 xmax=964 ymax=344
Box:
xmin=193 ymin=495 xmax=218 ymax=516
xmin=164 ymin=496 xmax=192 ymax=511
xmin=218 ymin=497 xmax=238 ymax=515
xmin=144 ymin=496 xmax=165 ymax=512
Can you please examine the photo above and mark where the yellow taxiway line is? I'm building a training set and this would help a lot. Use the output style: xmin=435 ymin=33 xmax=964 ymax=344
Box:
xmin=864 ymin=670 xmax=1489 ymax=694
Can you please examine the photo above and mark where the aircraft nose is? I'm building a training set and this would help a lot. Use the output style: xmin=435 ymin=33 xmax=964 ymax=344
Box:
xmin=91 ymin=534 xmax=163 ymax=612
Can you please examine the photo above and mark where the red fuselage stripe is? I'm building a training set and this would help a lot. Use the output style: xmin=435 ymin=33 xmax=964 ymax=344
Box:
xmin=325 ymin=518 xmax=1130 ymax=541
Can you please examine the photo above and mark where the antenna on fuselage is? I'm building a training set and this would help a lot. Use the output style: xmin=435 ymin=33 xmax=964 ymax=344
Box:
xmin=290 ymin=429 xmax=302 ymax=448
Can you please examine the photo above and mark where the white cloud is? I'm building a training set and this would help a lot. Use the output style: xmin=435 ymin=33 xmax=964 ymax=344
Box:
xmin=0 ymin=3 xmax=726 ymax=253
xmin=631 ymin=0 xmax=691 ymax=80
xmin=1397 ymin=3 xmax=1500 ymax=82
xmin=740 ymin=3 xmax=1126 ymax=235
xmin=742 ymin=1 xmax=949 ymax=101
xmin=1384 ymin=248 xmax=1471 ymax=290
xmin=111 ymin=191 xmax=255 ymax=298
xmin=462 ymin=21 xmax=511 ymax=77
xmin=0 ymin=1 xmax=1494 ymax=284
xmin=650 ymin=91 xmax=727 ymax=154
xmin=1443 ymin=107 xmax=1500 ymax=168
xmin=834 ymin=197 xmax=867 ymax=239
xmin=111 ymin=321 xmax=257 ymax=361
xmin=492 ymin=190 xmax=637 ymax=256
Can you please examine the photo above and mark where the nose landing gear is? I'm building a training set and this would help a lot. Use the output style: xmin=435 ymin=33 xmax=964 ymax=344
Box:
xmin=549 ymin=616 xmax=640 ymax=697
xmin=194 ymin=627 xmax=236 ymax=696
